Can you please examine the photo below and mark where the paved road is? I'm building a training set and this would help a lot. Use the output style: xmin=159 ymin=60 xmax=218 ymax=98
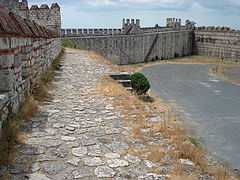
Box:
xmin=142 ymin=64 xmax=240 ymax=170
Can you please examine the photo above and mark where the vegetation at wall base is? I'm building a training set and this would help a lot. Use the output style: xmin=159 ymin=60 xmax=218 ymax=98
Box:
xmin=0 ymin=48 xmax=65 ymax=167
xmin=61 ymin=38 xmax=80 ymax=49
xmin=131 ymin=72 xmax=150 ymax=95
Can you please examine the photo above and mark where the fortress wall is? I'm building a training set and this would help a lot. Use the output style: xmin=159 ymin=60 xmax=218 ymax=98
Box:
xmin=20 ymin=3 xmax=61 ymax=32
xmin=61 ymin=28 xmax=122 ymax=37
xmin=194 ymin=30 xmax=240 ymax=62
xmin=70 ymin=30 xmax=193 ymax=64
xmin=0 ymin=7 xmax=61 ymax=134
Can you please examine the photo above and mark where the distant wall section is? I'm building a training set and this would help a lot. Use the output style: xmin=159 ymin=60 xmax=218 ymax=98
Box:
xmin=194 ymin=29 xmax=240 ymax=62
xmin=70 ymin=30 xmax=193 ymax=64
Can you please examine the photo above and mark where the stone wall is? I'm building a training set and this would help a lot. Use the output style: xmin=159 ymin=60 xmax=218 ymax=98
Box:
xmin=194 ymin=30 xmax=240 ymax=62
xmin=0 ymin=7 xmax=61 ymax=134
xmin=70 ymin=30 xmax=193 ymax=64
xmin=61 ymin=28 xmax=122 ymax=37
xmin=0 ymin=0 xmax=61 ymax=32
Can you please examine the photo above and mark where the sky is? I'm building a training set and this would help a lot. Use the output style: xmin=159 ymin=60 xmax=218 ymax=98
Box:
xmin=28 ymin=0 xmax=240 ymax=30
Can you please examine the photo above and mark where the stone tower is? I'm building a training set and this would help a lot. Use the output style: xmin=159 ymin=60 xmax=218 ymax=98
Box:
xmin=0 ymin=0 xmax=20 ymax=14
xmin=122 ymin=18 xmax=141 ymax=34
xmin=0 ymin=0 xmax=61 ymax=32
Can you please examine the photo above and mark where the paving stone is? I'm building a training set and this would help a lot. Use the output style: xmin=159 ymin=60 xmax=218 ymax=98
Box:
xmin=129 ymin=166 xmax=148 ymax=175
xmin=53 ymin=123 xmax=65 ymax=128
xmin=65 ymin=126 xmax=75 ymax=131
xmin=94 ymin=166 xmax=116 ymax=178
xmin=72 ymin=147 xmax=87 ymax=157
xmin=75 ymin=129 xmax=88 ymax=134
xmin=31 ymin=163 xmax=40 ymax=172
xmin=65 ymin=167 xmax=94 ymax=179
xmin=106 ymin=128 xmax=121 ymax=134
xmin=14 ymin=156 xmax=31 ymax=164
xmin=80 ymin=135 xmax=96 ymax=146
xmin=105 ymin=153 xmax=121 ymax=159
xmin=51 ymin=146 xmax=69 ymax=158
xmin=124 ymin=154 xmax=141 ymax=164
xmin=138 ymin=173 xmax=167 ymax=180
xmin=45 ymin=128 xmax=56 ymax=135
xmin=84 ymin=157 xmax=104 ymax=166
xmin=106 ymin=141 xmax=129 ymax=153
xmin=107 ymin=159 xmax=129 ymax=168
xmin=41 ymin=163 xmax=67 ymax=175
xmin=61 ymin=136 xmax=76 ymax=141
xmin=41 ymin=139 xmax=62 ymax=148
xmin=10 ymin=166 xmax=29 ymax=174
xmin=27 ymin=173 xmax=51 ymax=180
xmin=68 ymin=122 xmax=80 ymax=128
xmin=67 ymin=157 xmax=81 ymax=166
xmin=66 ymin=142 xmax=80 ymax=148
xmin=179 ymin=158 xmax=195 ymax=166
xmin=144 ymin=160 xmax=157 ymax=168
xmin=36 ymin=155 xmax=54 ymax=162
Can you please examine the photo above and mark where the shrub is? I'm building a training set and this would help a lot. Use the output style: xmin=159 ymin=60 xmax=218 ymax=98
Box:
xmin=61 ymin=38 xmax=79 ymax=49
xmin=131 ymin=72 xmax=151 ymax=95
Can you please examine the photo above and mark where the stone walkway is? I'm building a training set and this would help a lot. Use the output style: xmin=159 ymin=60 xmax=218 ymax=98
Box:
xmin=6 ymin=48 xmax=171 ymax=180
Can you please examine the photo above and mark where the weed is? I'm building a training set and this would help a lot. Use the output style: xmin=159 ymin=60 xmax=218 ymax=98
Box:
xmin=61 ymin=38 xmax=80 ymax=49
xmin=187 ymin=137 xmax=201 ymax=147
xmin=0 ymin=48 xmax=65 ymax=168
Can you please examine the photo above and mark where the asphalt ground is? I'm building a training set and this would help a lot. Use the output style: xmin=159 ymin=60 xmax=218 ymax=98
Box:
xmin=141 ymin=64 xmax=240 ymax=170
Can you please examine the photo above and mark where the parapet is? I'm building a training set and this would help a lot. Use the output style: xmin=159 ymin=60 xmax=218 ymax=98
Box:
xmin=166 ymin=18 xmax=181 ymax=29
xmin=122 ymin=18 xmax=140 ymax=27
xmin=51 ymin=3 xmax=60 ymax=9
xmin=39 ymin=4 xmax=49 ymax=9
xmin=122 ymin=18 xmax=141 ymax=34
xmin=30 ymin=5 xmax=38 ymax=10
xmin=0 ymin=6 xmax=59 ymax=38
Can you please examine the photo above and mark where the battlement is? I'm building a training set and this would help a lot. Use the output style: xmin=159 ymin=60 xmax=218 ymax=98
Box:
xmin=61 ymin=28 xmax=122 ymax=37
xmin=0 ymin=0 xmax=61 ymax=32
xmin=62 ymin=18 xmax=195 ymax=37
xmin=122 ymin=18 xmax=141 ymax=34
xmin=166 ymin=18 xmax=181 ymax=29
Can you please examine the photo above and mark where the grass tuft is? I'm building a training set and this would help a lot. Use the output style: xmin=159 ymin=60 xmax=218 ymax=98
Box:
xmin=0 ymin=48 xmax=65 ymax=167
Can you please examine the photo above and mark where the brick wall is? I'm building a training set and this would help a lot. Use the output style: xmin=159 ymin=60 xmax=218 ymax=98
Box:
xmin=0 ymin=7 xmax=61 ymax=134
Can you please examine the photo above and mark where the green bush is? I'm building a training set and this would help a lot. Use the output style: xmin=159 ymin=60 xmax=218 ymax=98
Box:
xmin=61 ymin=38 xmax=79 ymax=49
xmin=131 ymin=72 xmax=151 ymax=95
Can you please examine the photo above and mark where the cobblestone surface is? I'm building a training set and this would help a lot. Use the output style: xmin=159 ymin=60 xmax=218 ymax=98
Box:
xmin=4 ymin=49 xmax=214 ymax=180
xmin=2 ymin=49 xmax=161 ymax=180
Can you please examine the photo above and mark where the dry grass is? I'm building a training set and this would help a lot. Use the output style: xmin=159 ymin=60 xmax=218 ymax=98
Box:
xmin=0 ymin=95 xmax=37 ymax=166
xmin=0 ymin=48 xmax=65 ymax=169
xmin=96 ymin=73 xmax=238 ymax=179
xmin=211 ymin=65 xmax=240 ymax=86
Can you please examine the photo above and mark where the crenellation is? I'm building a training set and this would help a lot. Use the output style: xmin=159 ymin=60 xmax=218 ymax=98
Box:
xmin=62 ymin=18 xmax=194 ymax=37
xmin=0 ymin=0 xmax=61 ymax=33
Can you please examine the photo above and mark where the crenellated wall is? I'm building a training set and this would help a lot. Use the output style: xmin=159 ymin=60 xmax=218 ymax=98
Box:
xmin=70 ymin=30 xmax=193 ymax=65
xmin=0 ymin=6 xmax=61 ymax=134
xmin=0 ymin=0 xmax=61 ymax=32
xmin=194 ymin=30 xmax=240 ymax=62
xmin=61 ymin=28 xmax=122 ymax=37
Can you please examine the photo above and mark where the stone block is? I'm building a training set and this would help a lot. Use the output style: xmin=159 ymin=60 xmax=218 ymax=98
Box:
xmin=14 ymin=54 xmax=23 ymax=67
xmin=11 ymin=37 xmax=20 ymax=49
xmin=0 ymin=93 xmax=9 ymax=110
xmin=0 ymin=70 xmax=14 ymax=91
xmin=0 ymin=54 xmax=14 ymax=68
xmin=0 ymin=37 xmax=10 ymax=49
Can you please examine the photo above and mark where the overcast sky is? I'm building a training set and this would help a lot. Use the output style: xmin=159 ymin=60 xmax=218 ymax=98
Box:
xmin=28 ymin=0 xmax=240 ymax=30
